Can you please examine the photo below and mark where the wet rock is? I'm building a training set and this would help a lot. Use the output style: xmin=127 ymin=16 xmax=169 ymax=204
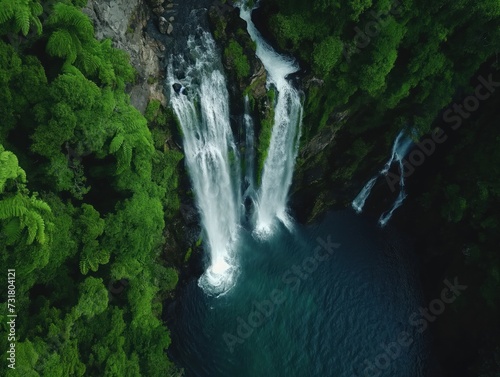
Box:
xmin=167 ymin=22 xmax=174 ymax=35
xmin=83 ymin=0 xmax=167 ymax=113
xmin=153 ymin=6 xmax=164 ymax=15
xmin=148 ymin=0 xmax=163 ymax=7
xmin=180 ymin=204 xmax=199 ymax=225
xmin=172 ymin=83 xmax=182 ymax=93
xmin=159 ymin=16 xmax=169 ymax=34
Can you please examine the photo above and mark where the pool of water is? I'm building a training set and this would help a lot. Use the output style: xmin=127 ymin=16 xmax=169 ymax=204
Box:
xmin=167 ymin=210 xmax=432 ymax=377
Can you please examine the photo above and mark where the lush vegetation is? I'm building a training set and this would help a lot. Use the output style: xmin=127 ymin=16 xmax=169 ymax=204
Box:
xmin=259 ymin=0 xmax=500 ymax=136
xmin=224 ymin=39 xmax=250 ymax=80
xmin=255 ymin=87 xmax=275 ymax=183
xmin=0 ymin=1 xmax=183 ymax=375
xmin=2 ymin=0 xmax=499 ymax=374
xmin=257 ymin=0 xmax=500 ymax=374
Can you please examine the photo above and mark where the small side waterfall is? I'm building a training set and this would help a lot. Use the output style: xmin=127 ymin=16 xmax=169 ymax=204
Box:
xmin=378 ymin=131 xmax=413 ymax=226
xmin=168 ymin=31 xmax=241 ymax=294
xmin=352 ymin=130 xmax=414 ymax=227
xmin=352 ymin=177 xmax=377 ymax=213
xmin=240 ymin=5 xmax=303 ymax=236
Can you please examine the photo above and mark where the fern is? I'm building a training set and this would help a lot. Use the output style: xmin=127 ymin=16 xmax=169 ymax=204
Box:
xmin=0 ymin=0 xmax=43 ymax=36
xmin=29 ymin=1 xmax=42 ymax=16
xmin=47 ymin=3 xmax=93 ymax=41
xmin=32 ymin=210 xmax=45 ymax=244
xmin=0 ymin=2 xmax=14 ymax=25
xmin=0 ymin=192 xmax=51 ymax=245
xmin=109 ymin=134 xmax=125 ymax=154
xmin=97 ymin=250 xmax=110 ymax=264
xmin=15 ymin=6 xmax=30 ymax=36
xmin=79 ymin=258 xmax=89 ymax=275
xmin=88 ymin=258 xmax=98 ymax=272
xmin=78 ymin=48 xmax=99 ymax=75
xmin=0 ymin=195 xmax=27 ymax=219
xmin=116 ymin=142 xmax=133 ymax=174
xmin=23 ymin=212 xmax=38 ymax=244
xmin=46 ymin=29 xmax=75 ymax=61
xmin=3 ymin=218 xmax=22 ymax=245
xmin=61 ymin=61 xmax=83 ymax=76
xmin=0 ymin=147 xmax=26 ymax=192
xmin=79 ymin=250 xmax=109 ymax=275
xmin=29 ymin=14 xmax=42 ymax=35
xmin=29 ymin=195 xmax=51 ymax=213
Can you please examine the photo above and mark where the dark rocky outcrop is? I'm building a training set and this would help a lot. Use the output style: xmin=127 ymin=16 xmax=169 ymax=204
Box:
xmin=84 ymin=0 xmax=167 ymax=113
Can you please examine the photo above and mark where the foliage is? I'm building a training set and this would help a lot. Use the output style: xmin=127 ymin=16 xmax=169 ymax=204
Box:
xmin=312 ymin=36 xmax=343 ymax=76
xmin=224 ymin=39 xmax=251 ymax=80
xmin=0 ymin=0 xmax=43 ymax=36
xmin=0 ymin=1 xmax=182 ymax=375
xmin=256 ymin=88 xmax=276 ymax=183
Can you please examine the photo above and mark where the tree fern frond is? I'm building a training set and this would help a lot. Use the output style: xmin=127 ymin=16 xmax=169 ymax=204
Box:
xmin=116 ymin=142 xmax=132 ymax=174
xmin=109 ymin=134 xmax=124 ymax=154
xmin=3 ymin=217 xmax=22 ymax=245
xmin=29 ymin=14 xmax=42 ymax=35
xmin=29 ymin=195 xmax=51 ymax=213
xmin=15 ymin=6 xmax=30 ymax=36
xmin=29 ymin=1 xmax=43 ymax=17
xmin=97 ymin=250 xmax=110 ymax=265
xmin=0 ymin=1 xmax=14 ymax=25
xmin=24 ymin=213 xmax=37 ymax=244
xmin=0 ymin=149 xmax=23 ymax=192
xmin=48 ymin=3 xmax=93 ymax=40
xmin=80 ymin=258 xmax=89 ymax=275
xmin=28 ymin=210 xmax=45 ymax=244
xmin=88 ymin=257 xmax=98 ymax=272
xmin=61 ymin=61 xmax=83 ymax=76
xmin=0 ymin=195 xmax=27 ymax=219
xmin=78 ymin=49 xmax=99 ymax=75
xmin=46 ymin=29 xmax=74 ymax=61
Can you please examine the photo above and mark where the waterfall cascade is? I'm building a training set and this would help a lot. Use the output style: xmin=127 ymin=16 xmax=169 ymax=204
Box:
xmin=168 ymin=31 xmax=242 ymax=294
xmin=240 ymin=6 xmax=303 ymax=236
xmin=352 ymin=177 xmax=377 ymax=214
xmin=169 ymin=6 xmax=304 ymax=293
xmin=352 ymin=130 xmax=414 ymax=227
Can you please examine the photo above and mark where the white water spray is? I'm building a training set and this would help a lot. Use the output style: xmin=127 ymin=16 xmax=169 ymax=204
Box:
xmin=351 ymin=130 xmax=414 ymax=226
xmin=168 ymin=31 xmax=241 ymax=294
xmin=352 ymin=177 xmax=377 ymax=214
xmin=240 ymin=5 xmax=303 ymax=236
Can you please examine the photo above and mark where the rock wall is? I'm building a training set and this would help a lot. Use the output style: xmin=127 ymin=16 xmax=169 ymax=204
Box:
xmin=83 ymin=0 xmax=167 ymax=113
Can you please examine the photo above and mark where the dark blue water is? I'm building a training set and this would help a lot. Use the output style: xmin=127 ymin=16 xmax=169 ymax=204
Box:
xmin=168 ymin=210 xmax=431 ymax=376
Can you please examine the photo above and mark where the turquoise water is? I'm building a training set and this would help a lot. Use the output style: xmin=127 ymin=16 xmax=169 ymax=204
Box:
xmin=168 ymin=210 xmax=431 ymax=376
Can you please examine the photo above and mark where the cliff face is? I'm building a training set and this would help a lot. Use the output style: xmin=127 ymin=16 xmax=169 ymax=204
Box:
xmin=83 ymin=0 xmax=167 ymax=113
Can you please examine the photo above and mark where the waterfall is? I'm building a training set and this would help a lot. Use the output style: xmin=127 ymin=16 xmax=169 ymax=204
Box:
xmin=352 ymin=130 xmax=414 ymax=227
xmin=168 ymin=6 xmax=304 ymax=293
xmin=240 ymin=6 xmax=303 ymax=236
xmin=352 ymin=177 xmax=377 ymax=213
xmin=378 ymin=190 xmax=407 ymax=227
xmin=168 ymin=30 xmax=241 ymax=294
xmin=377 ymin=131 xmax=413 ymax=227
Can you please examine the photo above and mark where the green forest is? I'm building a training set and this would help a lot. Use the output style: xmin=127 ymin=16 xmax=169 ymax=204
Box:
xmin=0 ymin=0 xmax=183 ymax=375
xmin=1 ymin=0 xmax=500 ymax=375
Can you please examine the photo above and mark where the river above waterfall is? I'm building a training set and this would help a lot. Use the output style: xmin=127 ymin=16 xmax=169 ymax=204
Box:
xmin=167 ymin=210 xmax=432 ymax=376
